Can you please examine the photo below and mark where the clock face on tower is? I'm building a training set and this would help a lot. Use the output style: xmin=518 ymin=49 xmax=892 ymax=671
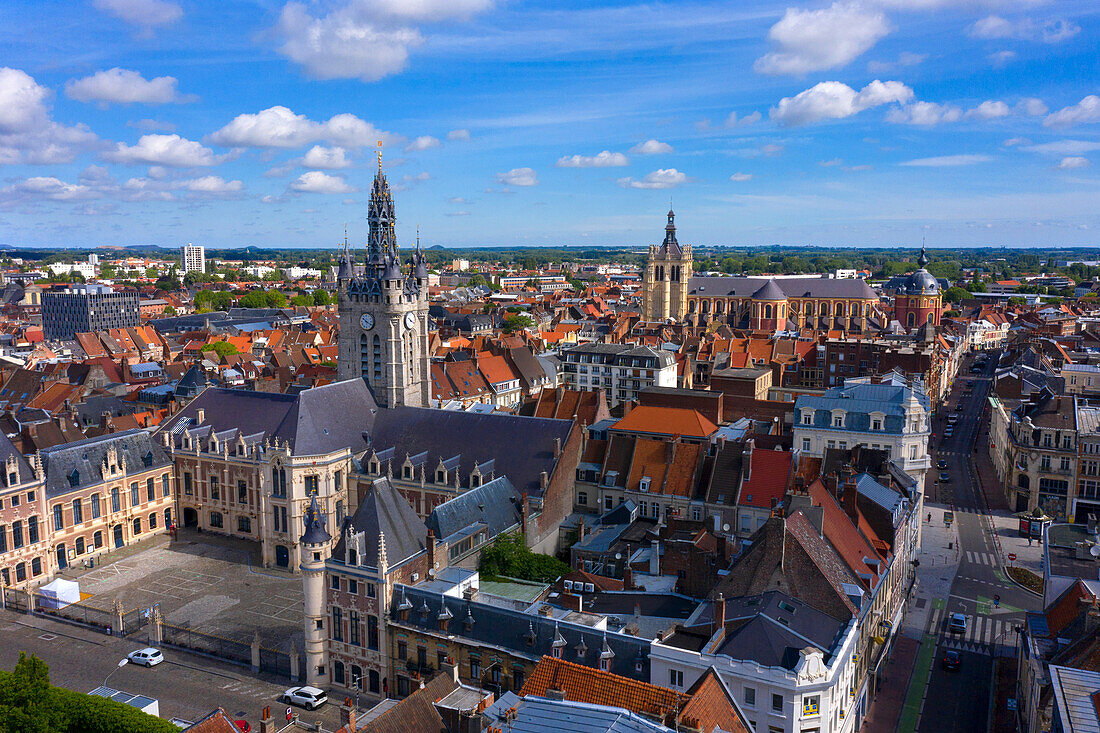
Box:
xmin=360 ymin=313 xmax=375 ymax=330
xmin=404 ymin=312 xmax=416 ymax=330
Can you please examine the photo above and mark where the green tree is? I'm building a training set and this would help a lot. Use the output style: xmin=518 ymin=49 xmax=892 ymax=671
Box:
xmin=267 ymin=289 xmax=287 ymax=308
xmin=98 ymin=263 xmax=116 ymax=278
xmin=466 ymin=273 xmax=487 ymax=288
xmin=1007 ymin=297 xmax=1026 ymax=307
xmin=502 ymin=314 xmax=535 ymax=333
xmin=479 ymin=533 xmax=570 ymax=583
xmin=238 ymin=289 xmax=270 ymax=308
xmin=290 ymin=294 xmax=312 ymax=307
xmin=162 ymin=306 xmax=177 ymax=316
xmin=204 ymin=341 xmax=239 ymax=359
xmin=144 ymin=267 xmax=158 ymax=279
xmin=154 ymin=273 xmax=181 ymax=291
xmin=943 ymin=286 xmax=972 ymax=303
xmin=183 ymin=270 xmax=215 ymax=287
xmin=312 ymin=289 xmax=331 ymax=306
xmin=0 ymin=653 xmax=67 ymax=733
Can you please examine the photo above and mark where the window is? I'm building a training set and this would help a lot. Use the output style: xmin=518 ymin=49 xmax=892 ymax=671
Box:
xmin=744 ymin=687 xmax=756 ymax=706
xmin=90 ymin=493 xmax=101 ymax=519
xmin=470 ymin=657 xmax=481 ymax=679
xmin=162 ymin=475 xmax=170 ymax=497
xmin=802 ymin=438 xmax=811 ymax=451
xmin=348 ymin=579 xmax=358 ymax=595
xmin=368 ymin=615 xmax=379 ymax=650
xmin=76 ymin=537 xmax=85 ymax=554
xmin=237 ymin=516 xmax=251 ymax=533
xmin=272 ymin=466 xmax=286 ymax=498
xmin=669 ymin=669 xmax=684 ymax=688
xmin=72 ymin=499 xmax=83 ymax=524
xmin=305 ymin=475 xmax=319 ymax=495
xmin=331 ymin=576 xmax=340 ymax=590
xmin=872 ymin=418 xmax=882 ymax=431
xmin=692 ymin=506 xmax=702 ymax=521
xmin=803 ymin=695 xmax=820 ymax=717
xmin=31 ymin=557 xmax=41 ymax=576
xmin=0 ymin=526 xmax=5 ymax=553
xmin=184 ymin=472 xmax=193 ymax=495
xmin=133 ymin=517 xmax=141 ymax=535
xmin=111 ymin=487 xmax=120 ymax=513
xmin=149 ymin=512 xmax=157 ymax=530
xmin=349 ymin=610 xmax=361 ymax=646
xmin=209 ymin=512 xmax=223 ymax=528
xmin=801 ymin=411 xmax=813 ymax=426
xmin=397 ymin=641 xmax=407 ymax=661
xmin=832 ymin=414 xmax=844 ymax=428
xmin=333 ymin=661 xmax=345 ymax=685
xmin=16 ymin=562 xmax=25 ymax=582
xmin=146 ymin=478 xmax=155 ymax=502
xmin=331 ymin=607 xmax=343 ymax=642
xmin=577 ymin=492 xmax=587 ymax=506
xmin=93 ymin=531 xmax=102 ymax=549
xmin=513 ymin=667 xmax=524 ymax=691
xmin=238 ymin=481 xmax=248 ymax=504
xmin=209 ymin=476 xmax=219 ymax=501
xmin=772 ymin=693 xmax=784 ymax=713
xmin=164 ymin=508 xmax=172 ymax=527
xmin=53 ymin=505 xmax=64 ymax=532
xmin=131 ymin=482 xmax=139 ymax=506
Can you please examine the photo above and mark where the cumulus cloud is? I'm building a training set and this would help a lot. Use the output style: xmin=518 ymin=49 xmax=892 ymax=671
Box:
xmin=723 ymin=111 xmax=762 ymax=128
xmin=495 ymin=167 xmax=538 ymax=186
xmin=301 ymin=145 xmax=351 ymax=169
xmin=1056 ymin=156 xmax=1090 ymax=170
xmin=404 ymin=135 xmax=440 ymax=152
xmin=616 ymin=168 xmax=687 ymax=190
xmin=290 ymin=171 xmax=355 ymax=194
xmin=1002 ymin=137 xmax=1030 ymax=147
xmin=179 ymin=175 xmax=244 ymax=194
xmin=754 ymin=2 xmax=891 ymax=76
xmin=446 ymin=210 xmax=470 ymax=216
xmin=0 ymin=67 xmax=98 ymax=165
xmin=771 ymin=79 xmax=913 ymax=126
xmin=969 ymin=15 xmax=1080 ymax=43
xmin=867 ymin=51 xmax=926 ymax=73
xmin=1024 ymin=139 xmax=1100 ymax=155
xmin=1044 ymin=95 xmax=1100 ymax=128
xmin=900 ymin=154 xmax=993 ymax=167
xmin=447 ymin=129 xmax=471 ymax=141
xmin=886 ymin=101 xmax=962 ymax=125
xmin=103 ymin=134 xmax=220 ymax=166
xmin=208 ymin=106 xmax=394 ymax=149
xmin=987 ymin=50 xmax=1016 ymax=67
xmin=127 ymin=118 xmax=175 ymax=132
xmin=630 ymin=139 xmax=673 ymax=155
xmin=1 ymin=176 xmax=97 ymax=202
xmin=965 ymin=100 xmax=1010 ymax=120
xmin=729 ymin=172 xmax=753 ymax=182
xmin=93 ymin=0 xmax=182 ymax=29
xmin=272 ymin=0 xmax=493 ymax=82
xmin=555 ymin=150 xmax=629 ymax=168
xmin=1016 ymin=97 xmax=1048 ymax=116
xmin=65 ymin=68 xmax=194 ymax=107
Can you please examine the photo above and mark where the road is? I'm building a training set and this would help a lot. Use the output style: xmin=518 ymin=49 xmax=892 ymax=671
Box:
xmin=914 ymin=350 xmax=1040 ymax=733
xmin=0 ymin=610 xmax=350 ymax=730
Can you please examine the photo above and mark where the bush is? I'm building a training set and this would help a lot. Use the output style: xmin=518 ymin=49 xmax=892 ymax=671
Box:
xmin=1007 ymin=565 xmax=1042 ymax=594
xmin=203 ymin=341 xmax=238 ymax=359
xmin=479 ymin=532 xmax=570 ymax=583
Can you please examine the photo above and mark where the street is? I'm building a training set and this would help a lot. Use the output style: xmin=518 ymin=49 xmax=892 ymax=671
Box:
xmin=0 ymin=610 xmax=349 ymax=730
xmin=911 ymin=351 xmax=1040 ymax=733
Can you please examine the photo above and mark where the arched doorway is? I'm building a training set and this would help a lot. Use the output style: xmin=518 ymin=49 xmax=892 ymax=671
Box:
xmin=275 ymin=545 xmax=290 ymax=568
xmin=113 ymin=524 xmax=124 ymax=549
xmin=56 ymin=545 xmax=67 ymax=570
xmin=182 ymin=508 xmax=198 ymax=527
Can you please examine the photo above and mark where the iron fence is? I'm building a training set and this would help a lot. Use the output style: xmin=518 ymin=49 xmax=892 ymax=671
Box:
xmin=259 ymin=646 xmax=292 ymax=679
xmin=32 ymin=593 xmax=115 ymax=632
xmin=161 ymin=622 xmax=251 ymax=665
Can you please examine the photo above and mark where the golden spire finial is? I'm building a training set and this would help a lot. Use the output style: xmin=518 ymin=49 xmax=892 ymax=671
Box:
xmin=376 ymin=139 xmax=383 ymax=171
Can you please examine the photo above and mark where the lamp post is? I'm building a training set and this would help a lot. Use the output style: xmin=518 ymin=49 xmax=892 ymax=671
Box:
xmin=103 ymin=658 xmax=128 ymax=690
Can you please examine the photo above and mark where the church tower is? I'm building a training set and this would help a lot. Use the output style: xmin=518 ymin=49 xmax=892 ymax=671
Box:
xmin=300 ymin=495 xmax=330 ymax=686
xmin=893 ymin=244 xmax=943 ymax=331
xmin=337 ymin=151 xmax=430 ymax=408
xmin=641 ymin=209 xmax=692 ymax=322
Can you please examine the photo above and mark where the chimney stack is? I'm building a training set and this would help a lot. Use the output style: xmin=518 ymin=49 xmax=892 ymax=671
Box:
xmin=713 ymin=593 xmax=726 ymax=639
xmin=649 ymin=539 xmax=660 ymax=575
xmin=340 ymin=699 xmax=357 ymax=733
xmin=259 ymin=707 xmax=275 ymax=733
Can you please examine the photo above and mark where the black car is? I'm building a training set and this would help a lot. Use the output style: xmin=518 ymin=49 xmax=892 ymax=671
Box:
xmin=937 ymin=459 xmax=948 ymax=470
xmin=942 ymin=650 xmax=961 ymax=671
xmin=939 ymin=472 xmax=951 ymax=482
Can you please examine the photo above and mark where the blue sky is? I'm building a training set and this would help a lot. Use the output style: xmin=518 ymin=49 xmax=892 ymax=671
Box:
xmin=0 ymin=0 xmax=1098 ymax=249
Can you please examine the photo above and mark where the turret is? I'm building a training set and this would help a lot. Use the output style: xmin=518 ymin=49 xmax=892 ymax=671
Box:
xmin=300 ymin=495 xmax=331 ymax=686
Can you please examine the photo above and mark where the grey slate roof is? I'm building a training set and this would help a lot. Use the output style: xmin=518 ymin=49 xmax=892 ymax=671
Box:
xmin=794 ymin=376 xmax=929 ymax=434
xmin=483 ymin=696 xmax=672 ymax=733
xmin=688 ymin=275 xmax=878 ymax=300
xmin=40 ymin=429 xmax=171 ymax=498
xmin=332 ymin=478 xmax=428 ymax=570
xmin=426 ymin=476 xmax=521 ymax=542
xmin=751 ymin=279 xmax=787 ymax=301
xmin=854 ymin=472 xmax=905 ymax=515
xmin=0 ymin=430 xmax=33 ymax=485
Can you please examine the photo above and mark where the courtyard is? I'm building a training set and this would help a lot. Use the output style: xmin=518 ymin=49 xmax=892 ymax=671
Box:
xmin=56 ymin=529 xmax=304 ymax=652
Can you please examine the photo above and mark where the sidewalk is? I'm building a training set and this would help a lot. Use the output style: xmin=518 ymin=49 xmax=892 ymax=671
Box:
xmin=860 ymin=635 xmax=921 ymax=733
xmin=903 ymin=502 xmax=961 ymax=638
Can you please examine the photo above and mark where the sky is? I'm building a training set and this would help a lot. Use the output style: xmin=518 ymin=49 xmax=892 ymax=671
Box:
xmin=0 ymin=0 xmax=1098 ymax=250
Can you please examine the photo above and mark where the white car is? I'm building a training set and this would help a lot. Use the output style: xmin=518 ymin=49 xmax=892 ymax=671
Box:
xmin=127 ymin=648 xmax=164 ymax=667
xmin=282 ymin=686 xmax=327 ymax=710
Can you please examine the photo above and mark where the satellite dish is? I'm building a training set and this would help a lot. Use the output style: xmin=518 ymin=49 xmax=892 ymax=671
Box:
xmin=722 ymin=523 xmax=730 ymax=532
xmin=614 ymin=553 xmax=622 ymax=560
xmin=1090 ymin=545 xmax=1100 ymax=557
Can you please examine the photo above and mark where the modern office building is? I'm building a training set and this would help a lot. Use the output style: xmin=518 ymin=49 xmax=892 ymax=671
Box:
xmin=41 ymin=284 xmax=140 ymax=341
xmin=181 ymin=243 xmax=205 ymax=274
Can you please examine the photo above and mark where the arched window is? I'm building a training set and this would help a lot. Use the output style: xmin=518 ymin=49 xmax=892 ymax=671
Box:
xmin=688 ymin=300 xmax=696 ymax=314
xmin=360 ymin=335 xmax=370 ymax=381
xmin=333 ymin=661 xmax=345 ymax=685
xmin=836 ymin=303 xmax=846 ymax=317
xmin=907 ymin=312 xmax=915 ymax=328
xmin=132 ymin=517 xmax=142 ymax=535
xmin=111 ymin=487 xmax=120 ymax=513
xmin=372 ymin=335 xmax=382 ymax=382
xmin=928 ymin=312 xmax=935 ymax=324
xmin=764 ymin=304 xmax=773 ymax=319
xmin=821 ymin=302 xmax=830 ymax=317
xmin=714 ymin=300 xmax=724 ymax=314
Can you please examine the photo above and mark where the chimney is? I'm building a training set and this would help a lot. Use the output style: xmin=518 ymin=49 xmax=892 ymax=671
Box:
xmin=340 ymin=699 xmax=356 ymax=732
xmin=742 ymin=440 xmax=754 ymax=481
xmin=540 ymin=471 xmax=549 ymax=490
xmin=649 ymin=539 xmax=660 ymax=575
xmin=196 ymin=408 xmax=205 ymax=424
xmin=842 ymin=475 xmax=858 ymax=522
xmin=427 ymin=530 xmax=437 ymax=567
xmin=443 ymin=656 xmax=461 ymax=684
xmin=623 ymin=565 xmax=633 ymax=590
xmin=713 ymin=593 xmax=726 ymax=639
xmin=543 ymin=688 xmax=566 ymax=702
xmin=665 ymin=439 xmax=676 ymax=465
xmin=554 ymin=437 xmax=562 ymax=458
xmin=259 ymin=707 xmax=275 ymax=733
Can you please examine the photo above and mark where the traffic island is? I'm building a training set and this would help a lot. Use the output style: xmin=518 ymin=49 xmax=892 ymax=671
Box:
xmin=1006 ymin=565 xmax=1042 ymax=595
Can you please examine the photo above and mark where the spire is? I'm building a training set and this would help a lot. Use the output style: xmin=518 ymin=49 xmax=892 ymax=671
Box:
xmin=660 ymin=208 xmax=682 ymax=256
xmin=300 ymin=494 xmax=331 ymax=546
xmin=377 ymin=529 xmax=388 ymax=574
xmin=367 ymin=148 xmax=398 ymax=268
xmin=917 ymin=239 xmax=929 ymax=269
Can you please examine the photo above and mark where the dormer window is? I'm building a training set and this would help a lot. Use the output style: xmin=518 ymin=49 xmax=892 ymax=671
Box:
xmin=142 ymin=451 xmax=153 ymax=468
xmin=436 ymin=469 xmax=447 ymax=484
xmin=403 ymin=465 xmax=413 ymax=479
xmin=68 ymin=470 xmax=79 ymax=488
xmin=369 ymin=459 xmax=379 ymax=475
xmin=470 ymin=471 xmax=481 ymax=488
xmin=801 ymin=410 xmax=813 ymax=426
xmin=831 ymin=410 xmax=845 ymax=428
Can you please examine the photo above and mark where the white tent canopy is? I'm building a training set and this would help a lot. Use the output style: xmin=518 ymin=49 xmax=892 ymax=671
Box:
xmin=37 ymin=578 xmax=80 ymax=609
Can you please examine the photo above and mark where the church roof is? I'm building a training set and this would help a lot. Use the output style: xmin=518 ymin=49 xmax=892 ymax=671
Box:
xmin=332 ymin=477 xmax=428 ymax=569
xmin=750 ymin=279 xmax=787 ymax=301
xmin=687 ymin=276 xmax=878 ymax=300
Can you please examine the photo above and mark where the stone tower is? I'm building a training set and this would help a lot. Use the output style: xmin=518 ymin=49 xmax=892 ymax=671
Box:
xmin=894 ymin=244 xmax=943 ymax=331
xmin=337 ymin=154 xmax=430 ymax=408
xmin=641 ymin=209 xmax=692 ymax=322
xmin=300 ymin=495 xmax=331 ymax=686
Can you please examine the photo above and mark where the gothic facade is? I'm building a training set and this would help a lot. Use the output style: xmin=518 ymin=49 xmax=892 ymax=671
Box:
xmin=641 ymin=210 xmax=692 ymax=322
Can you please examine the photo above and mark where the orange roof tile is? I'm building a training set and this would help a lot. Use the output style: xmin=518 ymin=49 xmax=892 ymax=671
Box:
xmin=520 ymin=656 xmax=684 ymax=721
xmin=613 ymin=405 xmax=717 ymax=438
xmin=738 ymin=449 xmax=792 ymax=509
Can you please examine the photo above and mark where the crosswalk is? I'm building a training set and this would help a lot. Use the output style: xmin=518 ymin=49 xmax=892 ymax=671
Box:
xmin=963 ymin=550 xmax=998 ymax=566
xmin=952 ymin=506 xmax=983 ymax=515
xmin=928 ymin=608 xmax=1017 ymax=654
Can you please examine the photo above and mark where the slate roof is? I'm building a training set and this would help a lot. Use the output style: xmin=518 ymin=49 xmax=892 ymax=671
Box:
xmin=794 ymin=375 xmax=929 ymax=434
xmin=40 ymin=429 xmax=171 ymax=498
xmin=332 ymin=478 xmax=427 ymax=570
xmin=0 ymin=430 xmax=33 ymax=485
xmin=687 ymin=275 xmax=878 ymax=300
xmin=426 ymin=476 xmax=522 ymax=542
xmin=483 ymin=695 xmax=671 ymax=733
xmin=354 ymin=671 xmax=458 ymax=733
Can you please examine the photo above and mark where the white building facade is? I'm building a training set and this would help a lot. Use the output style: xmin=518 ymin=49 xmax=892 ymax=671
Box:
xmin=560 ymin=343 xmax=677 ymax=406
xmin=181 ymin=244 xmax=205 ymax=274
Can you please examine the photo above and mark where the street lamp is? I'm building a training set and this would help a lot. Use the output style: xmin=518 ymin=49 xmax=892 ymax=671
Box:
xmin=103 ymin=658 xmax=128 ymax=690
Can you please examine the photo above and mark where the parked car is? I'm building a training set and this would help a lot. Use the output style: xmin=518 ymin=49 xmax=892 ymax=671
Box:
xmin=127 ymin=648 xmax=164 ymax=667
xmin=234 ymin=721 xmax=251 ymax=733
xmin=282 ymin=686 xmax=327 ymax=710
xmin=942 ymin=650 xmax=961 ymax=671
xmin=949 ymin=613 xmax=967 ymax=634
xmin=939 ymin=472 xmax=951 ymax=483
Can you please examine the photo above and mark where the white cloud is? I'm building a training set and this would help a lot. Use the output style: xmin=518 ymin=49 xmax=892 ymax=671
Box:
xmin=103 ymin=134 xmax=219 ymax=166
xmin=0 ymin=67 xmax=98 ymax=165
xmin=1 ymin=176 xmax=97 ymax=202
xmin=1056 ymin=156 xmax=1089 ymax=170
xmin=179 ymin=176 xmax=244 ymax=194
xmin=819 ymin=158 xmax=843 ymax=167
xmin=887 ymin=101 xmax=962 ymax=125
xmin=93 ymin=0 xmax=182 ymax=29
xmin=771 ymin=79 xmax=913 ymax=126
xmin=729 ymin=172 xmax=753 ymax=182
xmin=616 ymin=168 xmax=687 ymax=189
xmin=208 ymin=106 xmax=393 ymax=149
xmin=301 ymin=145 xmax=351 ymax=169
xmin=447 ymin=129 xmax=471 ymax=141
xmin=1044 ymin=95 xmax=1100 ymax=128
xmin=969 ymin=15 xmax=1080 ymax=43
xmin=290 ymin=171 xmax=355 ymax=194
xmin=1016 ymin=97 xmax=1048 ymax=116
xmin=723 ymin=111 xmax=761 ymax=128
xmin=630 ymin=139 xmax=673 ymax=154
xmin=65 ymin=68 xmax=194 ymax=107
xmin=448 ymin=197 xmax=467 ymax=204
xmin=272 ymin=0 xmax=493 ymax=82
xmin=966 ymin=100 xmax=1010 ymax=120
xmin=1024 ymin=140 xmax=1100 ymax=155
xmin=867 ymin=51 xmax=926 ymax=73
xmin=446 ymin=210 xmax=471 ymax=216
xmin=1002 ymin=137 xmax=1030 ymax=147
xmin=404 ymin=135 xmax=440 ymax=152
xmin=754 ymin=2 xmax=891 ymax=76
xmin=556 ymin=150 xmax=629 ymax=168
xmin=0 ymin=67 xmax=50 ymax=134
xmin=127 ymin=118 xmax=175 ymax=132
xmin=987 ymin=50 xmax=1016 ymax=67
xmin=900 ymin=154 xmax=993 ymax=167
xmin=495 ymin=167 xmax=538 ymax=186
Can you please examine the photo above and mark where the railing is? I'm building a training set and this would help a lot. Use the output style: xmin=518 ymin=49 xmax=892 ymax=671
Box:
xmin=161 ymin=622 xmax=251 ymax=666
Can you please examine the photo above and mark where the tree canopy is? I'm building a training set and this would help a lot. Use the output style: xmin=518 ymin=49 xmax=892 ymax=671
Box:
xmin=479 ymin=533 xmax=570 ymax=583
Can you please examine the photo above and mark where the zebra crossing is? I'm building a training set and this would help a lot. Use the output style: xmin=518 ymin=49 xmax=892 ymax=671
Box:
xmin=928 ymin=608 xmax=1017 ymax=655
xmin=963 ymin=550 xmax=998 ymax=566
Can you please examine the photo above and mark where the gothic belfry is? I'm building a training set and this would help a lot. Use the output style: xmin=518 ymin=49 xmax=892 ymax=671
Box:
xmin=336 ymin=149 xmax=430 ymax=408
xmin=641 ymin=209 xmax=692 ymax=322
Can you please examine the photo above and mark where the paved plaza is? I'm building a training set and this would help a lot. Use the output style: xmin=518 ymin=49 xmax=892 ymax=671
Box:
xmin=56 ymin=529 xmax=304 ymax=651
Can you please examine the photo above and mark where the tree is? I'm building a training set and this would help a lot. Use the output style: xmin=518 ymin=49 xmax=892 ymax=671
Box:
xmin=290 ymin=294 xmax=312 ymax=307
xmin=312 ymin=289 xmax=331 ymax=306
xmin=194 ymin=289 xmax=232 ymax=312
xmin=502 ymin=314 xmax=535 ymax=333
xmin=162 ymin=306 xmax=177 ymax=316
xmin=943 ymin=286 xmax=972 ymax=304
xmin=970 ymin=279 xmax=987 ymax=293
xmin=467 ymin=273 xmax=488 ymax=288
xmin=183 ymin=270 xmax=215 ymax=287
xmin=204 ymin=341 xmax=238 ymax=359
xmin=144 ymin=267 xmax=158 ymax=279
xmin=1007 ymin=297 xmax=1026 ymax=307
xmin=99 ymin=263 xmax=116 ymax=278
xmin=479 ymin=533 xmax=570 ymax=583
xmin=154 ymin=274 xmax=181 ymax=291
xmin=238 ymin=289 xmax=270 ymax=308
xmin=0 ymin=652 xmax=66 ymax=733
xmin=267 ymin=289 xmax=287 ymax=308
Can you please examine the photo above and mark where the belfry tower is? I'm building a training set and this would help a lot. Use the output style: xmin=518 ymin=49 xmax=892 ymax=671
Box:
xmin=337 ymin=148 xmax=430 ymax=408
xmin=641 ymin=209 xmax=692 ymax=322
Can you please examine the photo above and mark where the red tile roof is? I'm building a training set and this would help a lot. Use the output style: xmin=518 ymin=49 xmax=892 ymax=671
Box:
xmin=520 ymin=656 xmax=684 ymax=721
xmin=613 ymin=406 xmax=717 ymax=438
xmin=738 ymin=449 xmax=792 ymax=509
